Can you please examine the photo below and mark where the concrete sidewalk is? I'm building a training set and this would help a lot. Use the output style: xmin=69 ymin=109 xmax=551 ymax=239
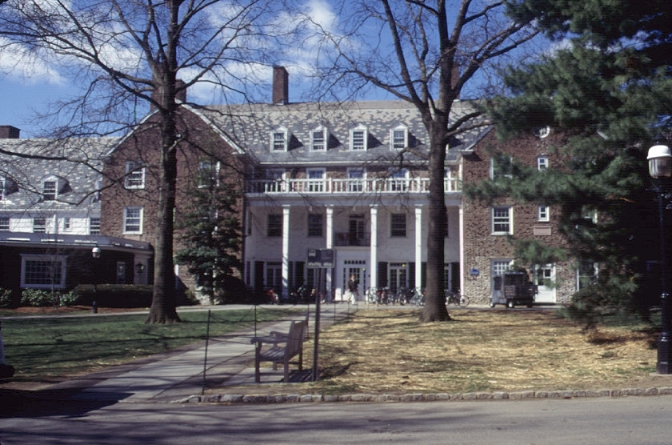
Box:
xmin=55 ymin=303 xmax=354 ymax=404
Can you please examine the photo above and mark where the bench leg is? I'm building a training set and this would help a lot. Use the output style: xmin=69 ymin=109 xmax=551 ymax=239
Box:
xmin=283 ymin=359 xmax=289 ymax=383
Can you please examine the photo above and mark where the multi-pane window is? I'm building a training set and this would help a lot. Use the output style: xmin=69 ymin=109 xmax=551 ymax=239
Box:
xmin=43 ymin=180 xmax=57 ymax=201
xmin=33 ymin=217 xmax=47 ymax=233
xmin=391 ymin=127 xmax=407 ymax=150
xmin=311 ymin=127 xmax=327 ymax=151
xmin=0 ymin=216 xmax=9 ymax=231
xmin=390 ymin=168 xmax=408 ymax=191
xmin=577 ymin=261 xmax=598 ymax=290
xmin=350 ymin=126 xmax=367 ymax=150
xmin=538 ymin=206 xmax=550 ymax=222
xmin=347 ymin=168 xmax=365 ymax=192
xmin=198 ymin=160 xmax=217 ymax=188
xmin=307 ymin=168 xmax=325 ymax=192
xmin=491 ymin=155 xmax=513 ymax=179
xmin=125 ymin=161 xmax=145 ymax=189
xmin=63 ymin=217 xmax=71 ymax=231
xmin=492 ymin=260 xmax=513 ymax=277
xmin=22 ymin=256 xmax=65 ymax=289
xmin=492 ymin=207 xmax=512 ymax=234
xmin=390 ymin=213 xmax=406 ymax=237
xmin=123 ymin=207 xmax=143 ymax=234
xmin=538 ymin=156 xmax=549 ymax=170
xmin=89 ymin=217 xmax=101 ymax=235
xmin=271 ymin=130 xmax=287 ymax=151
xmin=307 ymin=214 xmax=323 ymax=237
xmin=267 ymin=214 xmax=282 ymax=237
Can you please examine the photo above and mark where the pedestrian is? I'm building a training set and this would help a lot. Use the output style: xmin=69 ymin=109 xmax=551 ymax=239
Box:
xmin=348 ymin=274 xmax=359 ymax=305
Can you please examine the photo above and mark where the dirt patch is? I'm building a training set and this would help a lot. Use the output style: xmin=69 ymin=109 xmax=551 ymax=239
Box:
xmin=215 ymin=308 xmax=671 ymax=396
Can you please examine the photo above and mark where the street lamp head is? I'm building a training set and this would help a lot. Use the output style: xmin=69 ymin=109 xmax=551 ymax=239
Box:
xmin=648 ymin=145 xmax=672 ymax=179
xmin=92 ymin=246 xmax=101 ymax=258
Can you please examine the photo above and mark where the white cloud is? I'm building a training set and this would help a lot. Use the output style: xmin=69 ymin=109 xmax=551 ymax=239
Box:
xmin=0 ymin=39 xmax=67 ymax=85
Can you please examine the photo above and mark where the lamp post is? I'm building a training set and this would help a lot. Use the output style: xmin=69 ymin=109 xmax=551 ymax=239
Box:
xmin=92 ymin=245 xmax=101 ymax=313
xmin=647 ymin=144 xmax=672 ymax=374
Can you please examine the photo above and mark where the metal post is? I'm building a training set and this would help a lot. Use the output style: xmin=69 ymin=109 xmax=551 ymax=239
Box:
xmin=313 ymin=269 xmax=322 ymax=382
xmin=658 ymin=182 xmax=671 ymax=374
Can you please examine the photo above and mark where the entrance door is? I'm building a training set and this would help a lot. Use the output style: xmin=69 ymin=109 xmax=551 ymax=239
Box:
xmin=389 ymin=262 xmax=408 ymax=293
xmin=337 ymin=256 xmax=367 ymax=302
xmin=534 ymin=264 xmax=556 ymax=303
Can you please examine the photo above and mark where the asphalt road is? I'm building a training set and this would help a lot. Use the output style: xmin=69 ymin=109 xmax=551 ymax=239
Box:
xmin=1 ymin=395 xmax=671 ymax=444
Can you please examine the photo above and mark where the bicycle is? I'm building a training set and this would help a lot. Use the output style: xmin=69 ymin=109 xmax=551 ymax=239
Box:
xmin=445 ymin=289 xmax=470 ymax=307
xmin=409 ymin=287 xmax=425 ymax=306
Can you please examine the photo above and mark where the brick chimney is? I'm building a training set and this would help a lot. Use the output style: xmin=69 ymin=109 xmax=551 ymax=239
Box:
xmin=0 ymin=126 xmax=20 ymax=139
xmin=150 ymin=79 xmax=187 ymax=111
xmin=272 ymin=66 xmax=289 ymax=105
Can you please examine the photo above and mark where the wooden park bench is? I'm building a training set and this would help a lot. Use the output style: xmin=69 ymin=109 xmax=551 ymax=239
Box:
xmin=251 ymin=319 xmax=307 ymax=383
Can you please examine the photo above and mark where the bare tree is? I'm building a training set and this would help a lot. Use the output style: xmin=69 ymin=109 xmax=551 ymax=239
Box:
xmin=306 ymin=0 xmax=539 ymax=321
xmin=0 ymin=0 xmax=293 ymax=323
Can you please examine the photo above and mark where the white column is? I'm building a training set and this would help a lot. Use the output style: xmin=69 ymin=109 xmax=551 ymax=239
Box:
xmin=370 ymin=205 xmax=378 ymax=291
xmin=415 ymin=205 xmax=423 ymax=289
xmin=282 ymin=205 xmax=290 ymax=299
xmin=459 ymin=203 xmax=465 ymax=293
xmin=326 ymin=205 xmax=334 ymax=298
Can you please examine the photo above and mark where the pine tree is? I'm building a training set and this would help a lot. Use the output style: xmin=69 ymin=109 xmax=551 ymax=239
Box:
xmin=478 ymin=0 xmax=672 ymax=318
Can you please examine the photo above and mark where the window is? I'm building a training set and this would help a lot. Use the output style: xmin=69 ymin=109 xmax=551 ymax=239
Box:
xmin=390 ymin=213 xmax=406 ymax=237
xmin=267 ymin=214 xmax=282 ymax=237
xmin=307 ymin=214 xmax=323 ymax=237
xmin=198 ymin=160 xmax=218 ymax=188
xmin=491 ymin=155 xmax=513 ymax=179
xmin=0 ymin=216 xmax=9 ymax=231
xmin=123 ymin=207 xmax=143 ymax=234
xmin=538 ymin=206 xmax=550 ymax=222
xmin=307 ymin=168 xmax=325 ymax=192
xmin=63 ymin=217 xmax=71 ymax=231
xmin=21 ymin=255 xmax=66 ymax=289
xmin=347 ymin=168 xmax=365 ymax=192
xmin=538 ymin=156 xmax=549 ymax=170
xmin=43 ymin=180 xmax=57 ymax=201
xmin=89 ymin=217 xmax=101 ymax=235
xmin=492 ymin=207 xmax=512 ymax=234
xmin=350 ymin=125 xmax=368 ymax=151
xmin=125 ymin=161 xmax=145 ymax=189
xmin=390 ymin=168 xmax=408 ymax=191
xmin=33 ymin=217 xmax=47 ymax=233
xmin=391 ymin=126 xmax=408 ymax=150
xmin=577 ymin=261 xmax=598 ymax=290
xmin=0 ymin=178 xmax=5 ymax=201
xmin=271 ymin=128 xmax=288 ymax=152
xmin=311 ymin=127 xmax=328 ymax=151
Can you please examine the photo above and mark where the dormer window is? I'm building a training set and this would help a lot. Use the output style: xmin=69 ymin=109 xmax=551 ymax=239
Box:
xmin=41 ymin=176 xmax=69 ymax=201
xmin=271 ymin=127 xmax=289 ymax=152
xmin=350 ymin=125 xmax=368 ymax=151
xmin=311 ymin=126 xmax=328 ymax=151
xmin=390 ymin=126 xmax=408 ymax=150
xmin=1 ymin=177 xmax=18 ymax=201
xmin=125 ymin=161 xmax=145 ymax=189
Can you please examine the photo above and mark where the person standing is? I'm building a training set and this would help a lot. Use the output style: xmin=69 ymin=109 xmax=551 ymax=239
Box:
xmin=348 ymin=274 xmax=360 ymax=305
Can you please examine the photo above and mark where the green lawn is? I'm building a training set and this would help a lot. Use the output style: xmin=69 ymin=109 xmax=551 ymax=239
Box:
xmin=1 ymin=307 xmax=298 ymax=384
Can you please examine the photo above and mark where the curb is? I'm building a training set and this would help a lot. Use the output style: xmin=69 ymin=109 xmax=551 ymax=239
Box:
xmin=174 ymin=386 xmax=672 ymax=404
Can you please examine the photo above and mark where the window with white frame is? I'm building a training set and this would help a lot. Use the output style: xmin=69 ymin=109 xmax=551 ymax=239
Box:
xmin=390 ymin=213 xmax=406 ymax=237
xmin=43 ymin=180 xmax=57 ymax=201
xmin=271 ymin=128 xmax=288 ymax=152
xmin=21 ymin=254 xmax=66 ymax=289
xmin=267 ymin=214 xmax=282 ymax=237
xmin=350 ymin=125 xmax=368 ymax=151
xmin=63 ymin=217 xmax=71 ymax=231
xmin=33 ymin=217 xmax=47 ymax=233
xmin=492 ymin=207 xmax=513 ymax=234
xmin=538 ymin=206 xmax=550 ymax=222
xmin=577 ymin=261 xmax=598 ymax=290
xmin=0 ymin=216 xmax=9 ymax=231
xmin=347 ymin=168 xmax=365 ymax=192
xmin=390 ymin=168 xmax=408 ymax=191
xmin=307 ymin=214 xmax=323 ymax=237
xmin=538 ymin=156 xmax=549 ymax=170
xmin=125 ymin=161 xmax=145 ymax=189
xmin=307 ymin=168 xmax=325 ymax=192
xmin=123 ymin=207 xmax=143 ymax=234
xmin=391 ymin=126 xmax=408 ymax=150
xmin=310 ymin=126 xmax=328 ymax=151
xmin=490 ymin=155 xmax=513 ymax=179
xmin=198 ymin=159 xmax=218 ymax=188
xmin=89 ymin=217 xmax=101 ymax=235
xmin=492 ymin=260 xmax=514 ymax=277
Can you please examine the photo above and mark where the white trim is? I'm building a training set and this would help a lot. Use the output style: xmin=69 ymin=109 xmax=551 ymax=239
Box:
xmin=270 ymin=127 xmax=289 ymax=152
xmin=390 ymin=125 xmax=408 ymax=150
xmin=492 ymin=206 xmax=513 ymax=235
xmin=538 ymin=205 xmax=550 ymax=222
xmin=350 ymin=125 xmax=368 ymax=151
xmin=123 ymin=206 xmax=144 ymax=234
xmin=310 ymin=126 xmax=328 ymax=151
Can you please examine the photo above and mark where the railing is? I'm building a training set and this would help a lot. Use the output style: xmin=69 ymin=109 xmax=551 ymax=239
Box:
xmin=247 ymin=177 xmax=461 ymax=194
xmin=334 ymin=232 xmax=371 ymax=247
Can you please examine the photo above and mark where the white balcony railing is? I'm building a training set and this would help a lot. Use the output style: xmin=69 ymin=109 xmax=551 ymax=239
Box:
xmin=247 ymin=177 xmax=461 ymax=194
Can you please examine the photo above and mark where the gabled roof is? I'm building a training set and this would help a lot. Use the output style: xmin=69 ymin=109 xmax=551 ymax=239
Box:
xmin=200 ymin=100 xmax=489 ymax=167
xmin=0 ymin=138 xmax=115 ymax=212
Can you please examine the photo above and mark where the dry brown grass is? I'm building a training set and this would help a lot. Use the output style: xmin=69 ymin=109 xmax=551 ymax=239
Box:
xmin=223 ymin=308 xmax=671 ymax=396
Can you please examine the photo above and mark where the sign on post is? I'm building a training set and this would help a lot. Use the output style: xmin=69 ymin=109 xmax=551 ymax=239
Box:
xmin=307 ymin=248 xmax=334 ymax=268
